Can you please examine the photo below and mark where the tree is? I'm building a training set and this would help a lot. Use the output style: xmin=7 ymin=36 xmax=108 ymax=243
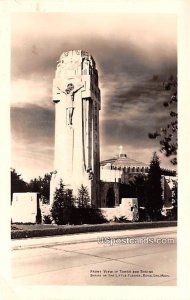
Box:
xmin=146 ymin=152 xmax=163 ymax=219
xmin=149 ymin=75 xmax=177 ymax=165
xmin=11 ymin=168 xmax=28 ymax=203
xmin=28 ymin=178 xmax=41 ymax=193
xmin=76 ymin=185 xmax=91 ymax=207
xmin=133 ymin=174 xmax=148 ymax=208
xmin=172 ymin=180 xmax=177 ymax=206
xmin=51 ymin=180 xmax=75 ymax=225
xmin=51 ymin=181 xmax=106 ymax=225
xmin=40 ymin=173 xmax=51 ymax=202
xmin=28 ymin=173 xmax=51 ymax=203
xmin=171 ymin=179 xmax=177 ymax=219
xmin=75 ymin=185 xmax=106 ymax=224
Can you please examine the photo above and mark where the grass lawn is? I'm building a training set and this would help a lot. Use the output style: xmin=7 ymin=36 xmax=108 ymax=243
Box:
xmin=12 ymin=220 xmax=177 ymax=231
xmin=11 ymin=223 xmax=91 ymax=231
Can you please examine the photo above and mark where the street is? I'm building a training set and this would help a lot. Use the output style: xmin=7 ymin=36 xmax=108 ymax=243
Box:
xmin=11 ymin=227 xmax=177 ymax=286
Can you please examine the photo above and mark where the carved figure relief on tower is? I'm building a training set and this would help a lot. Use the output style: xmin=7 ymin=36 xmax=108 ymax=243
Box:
xmin=53 ymin=50 xmax=100 ymax=106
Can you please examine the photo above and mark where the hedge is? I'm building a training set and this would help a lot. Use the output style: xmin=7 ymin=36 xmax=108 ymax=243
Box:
xmin=11 ymin=221 xmax=177 ymax=239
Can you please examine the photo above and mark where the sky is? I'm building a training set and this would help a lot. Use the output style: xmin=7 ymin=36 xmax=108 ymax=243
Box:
xmin=11 ymin=13 xmax=177 ymax=181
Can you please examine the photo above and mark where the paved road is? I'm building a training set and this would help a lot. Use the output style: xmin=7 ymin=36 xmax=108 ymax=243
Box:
xmin=11 ymin=228 xmax=177 ymax=286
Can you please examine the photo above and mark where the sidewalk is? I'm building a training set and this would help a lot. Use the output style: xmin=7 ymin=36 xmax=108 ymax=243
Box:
xmin=11 ymin=226 xmax=177 ymax=250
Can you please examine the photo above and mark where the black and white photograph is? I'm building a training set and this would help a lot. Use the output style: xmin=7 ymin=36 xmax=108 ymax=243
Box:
xmin=0 ymin=0 xmax=190 ymax=299
xmin=10 ymin=10 xmax=177 ymax=285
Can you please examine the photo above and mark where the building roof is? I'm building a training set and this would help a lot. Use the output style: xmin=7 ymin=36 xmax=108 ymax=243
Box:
xmin=100 ymin=154 xmax=149 ymax=168
xmin=100 ymin=153 xmax=176 ymax=176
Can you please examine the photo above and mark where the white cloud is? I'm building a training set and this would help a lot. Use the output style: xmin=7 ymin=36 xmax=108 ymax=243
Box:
xmin=11 ymin=78 xmax=52 ymax=107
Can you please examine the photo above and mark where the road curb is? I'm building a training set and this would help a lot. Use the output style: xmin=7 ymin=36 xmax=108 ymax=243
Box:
xmin=11 ymin=226 xmax=177 ymax=251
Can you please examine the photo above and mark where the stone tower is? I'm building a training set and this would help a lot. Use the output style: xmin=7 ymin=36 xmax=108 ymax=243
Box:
xmin=50 ymin=50 xmax=101 ymax=207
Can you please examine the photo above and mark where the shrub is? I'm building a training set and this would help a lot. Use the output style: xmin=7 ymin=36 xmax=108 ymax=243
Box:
xmin=51 ymin=181 xmax=107 ymax=225
xmin=138 ymin=207 xmax=151 ymax=222
xmin=43 ymin=214 xmax=52 ymax=224
xmin=112 ymin=216 xmax=131 ymax=223
xmin=78 ymin=206 xmax=107 ymax=224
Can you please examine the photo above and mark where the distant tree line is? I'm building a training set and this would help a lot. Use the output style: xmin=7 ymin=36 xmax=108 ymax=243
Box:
xmin=11 ymin=169 xmax=51 ymax=203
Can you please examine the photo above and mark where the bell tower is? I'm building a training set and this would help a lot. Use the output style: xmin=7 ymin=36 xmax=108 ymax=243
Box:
xmin=50 ymin=50 xmax=101 ymax=207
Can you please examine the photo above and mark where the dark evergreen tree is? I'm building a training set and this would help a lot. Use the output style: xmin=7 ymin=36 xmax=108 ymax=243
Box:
xmin=51 ymin=180 xmax=75 ymax=225
xmin=11 ymin=168 xmax=28 ymax=203
xmin=75 ymin=185 xmax=106 ymax=224
xmin=146 ymin=152 xmax=163 ymax=220
xmin=171 ymin=179 xmax=177 ymax=219
xmin=133 ymin=174 xmax=148 ymax=208
xmin=76 ymin=185 xmax=90 ymax=207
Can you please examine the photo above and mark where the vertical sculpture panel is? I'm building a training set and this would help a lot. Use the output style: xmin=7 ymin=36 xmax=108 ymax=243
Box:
xmin=50 ymin=50 xmax=101 ymax=207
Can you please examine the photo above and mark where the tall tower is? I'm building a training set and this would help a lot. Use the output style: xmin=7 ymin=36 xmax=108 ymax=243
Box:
xmin=50 ymin=50 xmax=101 ymax=207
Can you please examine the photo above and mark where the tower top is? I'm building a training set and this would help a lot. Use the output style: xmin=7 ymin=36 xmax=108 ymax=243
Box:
xmin=60 ymin=49 xmax=91 ymax=57
xmin=55 ymin=49 xmax=99 ymax=86
xmin=58 ymin=50 xmax=96 ymax=66
xmin=118 ymin=145 xmax=127 ymax=158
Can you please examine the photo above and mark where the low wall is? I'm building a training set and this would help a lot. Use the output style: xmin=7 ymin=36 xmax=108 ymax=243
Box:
xmin=101 ymin=198 xmax=139 ymax=221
